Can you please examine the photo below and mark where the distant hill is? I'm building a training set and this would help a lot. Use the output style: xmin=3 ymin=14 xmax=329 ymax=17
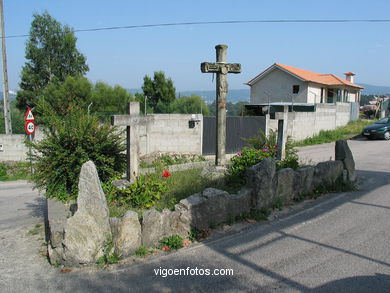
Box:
xmin=128 ymin=88 xmax=250 ymax=103
xmin=360 ymin=83 xmax=390 ymax=95
xmin=1 ymin=92 xmax=17 ymax=101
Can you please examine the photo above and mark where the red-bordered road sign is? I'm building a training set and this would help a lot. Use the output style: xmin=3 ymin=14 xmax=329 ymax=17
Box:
xmin=24 ymin=108 xmax=35 ymax=121
xmin=25 ymin=121 xmax=36 ymax=135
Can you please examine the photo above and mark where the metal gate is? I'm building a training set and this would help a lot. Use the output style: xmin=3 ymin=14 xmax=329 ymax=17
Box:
xmin=202 ymin=116 xmax=266 ymax=155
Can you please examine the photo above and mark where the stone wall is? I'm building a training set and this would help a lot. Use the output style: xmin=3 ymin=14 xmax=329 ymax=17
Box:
xmin=47 ymin=140 xmax=355 ymax=266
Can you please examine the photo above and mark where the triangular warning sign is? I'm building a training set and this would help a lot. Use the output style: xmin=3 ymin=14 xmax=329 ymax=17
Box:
xmin=24 ymin=108 xmax=35 ymax=121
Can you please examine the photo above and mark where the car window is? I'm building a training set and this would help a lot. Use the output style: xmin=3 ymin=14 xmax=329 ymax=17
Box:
xmin=376 ymin=117 xmax=389 ymax=124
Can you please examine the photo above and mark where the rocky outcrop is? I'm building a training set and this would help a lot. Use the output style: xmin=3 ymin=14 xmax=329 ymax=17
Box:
xmin=62 ymin=161 xmax=112 ymax=265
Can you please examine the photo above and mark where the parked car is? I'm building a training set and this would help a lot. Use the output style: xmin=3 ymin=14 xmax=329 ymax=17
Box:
xmin=362 ymin=117 xmax=390 ymax=140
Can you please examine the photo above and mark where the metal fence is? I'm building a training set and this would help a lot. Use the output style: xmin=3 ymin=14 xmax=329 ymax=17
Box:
xmin=202 ymin=116 xmax=266 ymax=155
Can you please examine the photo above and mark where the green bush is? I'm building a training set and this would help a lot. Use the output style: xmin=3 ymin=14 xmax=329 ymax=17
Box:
xmin=120 ymin=175 xmax=168 ymax=209
xmin=0 ymin=164 xmax=7 ymax=180
xmin=244 ymin=129 xmax=277 ymax=150
xmin=28 ymin=107 xmax=126 ymax=202
xmin=228 ymin=146 xmax=276 ymax=184
xmin=159 ymin=235 xmax=184 ymax=250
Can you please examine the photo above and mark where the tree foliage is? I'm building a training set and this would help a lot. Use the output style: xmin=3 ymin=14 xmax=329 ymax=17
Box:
xmin=142 ymin=71 xmax=176 ymax=113
xmin=171 ymin=95 xmax=210 ymax=116
xmin=16 ymin=11 xmax=89 ymax=110
xmin=207 ymin=101 xmax=249 ymax=116
xmin=35 ymin=76 xmax=134 ymax=123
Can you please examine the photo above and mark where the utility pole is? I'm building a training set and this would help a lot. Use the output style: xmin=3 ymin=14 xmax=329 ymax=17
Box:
xmin=0 ymin=0 xmax=11 ymax=134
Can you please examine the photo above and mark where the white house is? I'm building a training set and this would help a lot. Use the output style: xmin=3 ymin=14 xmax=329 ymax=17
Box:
xmin=246 ymin=63 xmax=364 ymax=105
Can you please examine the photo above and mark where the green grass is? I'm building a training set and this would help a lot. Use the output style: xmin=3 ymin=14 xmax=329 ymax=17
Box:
xmin=0 ymin=162 xmax=32 ymax=181
xmin=108 ymin=167 xmax=230 ymax=218
xmin=134 ymin=246 xmax=154 ymax=257
xmin=292 ymin=119 xmax=374 ymax=147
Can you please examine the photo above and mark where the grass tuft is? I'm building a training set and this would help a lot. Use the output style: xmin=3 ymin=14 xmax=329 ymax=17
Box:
xmin=292 ymin=119 xmax=374 ymax=147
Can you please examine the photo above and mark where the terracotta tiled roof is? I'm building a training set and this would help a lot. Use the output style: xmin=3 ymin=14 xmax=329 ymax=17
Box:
xmin=247 ymin=63 xmax=364 ymax=89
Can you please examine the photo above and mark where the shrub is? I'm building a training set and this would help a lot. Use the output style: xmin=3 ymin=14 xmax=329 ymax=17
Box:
xmin=228 ymin=147 xmax=276 ymax=184
xmin=28 ymin=107 xmax=126 ymax=202
xmin=0 ymin=164 xmax=7 ymax=180
xmin=120 ymin=175 xmax=168 ymax=209
xmin=244 ymin=129 xmax=277 ymax=150
xmin=159 ymin=235 xmax=184 ymax=250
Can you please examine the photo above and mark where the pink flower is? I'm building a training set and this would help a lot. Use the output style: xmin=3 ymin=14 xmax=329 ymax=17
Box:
xmin=236 ymin=152 xmax=242 ymax=156
xmin=261 ymin=148 xmax=268 ymax=152
xmin=161 ymin=246 xmax=171 ymax=252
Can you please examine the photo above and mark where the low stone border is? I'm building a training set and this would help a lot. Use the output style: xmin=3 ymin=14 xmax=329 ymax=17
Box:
xmin=46 ymin=140 xmax=356 ymax=266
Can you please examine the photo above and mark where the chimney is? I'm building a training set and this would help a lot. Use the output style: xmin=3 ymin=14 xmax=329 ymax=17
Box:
xmin=344 ymin=72 xmax=356 ymax=83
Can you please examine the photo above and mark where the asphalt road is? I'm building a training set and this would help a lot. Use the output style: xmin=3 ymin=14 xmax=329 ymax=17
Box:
xmin=0 ymin=139 xmax=389 ymax=292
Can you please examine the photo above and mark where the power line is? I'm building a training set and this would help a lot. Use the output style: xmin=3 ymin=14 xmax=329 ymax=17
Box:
xmin=4 ymin=19 xmax=390 ymax=39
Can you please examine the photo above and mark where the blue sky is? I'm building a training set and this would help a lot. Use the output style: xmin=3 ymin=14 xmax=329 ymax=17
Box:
xmin=3 ymin=0 xmax=390 ymax=91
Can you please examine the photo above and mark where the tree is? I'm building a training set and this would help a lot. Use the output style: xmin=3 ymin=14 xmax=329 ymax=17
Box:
xmin=16 ymin=11 xmax=89 ymax=110
xmin=142 ymin=71 xmax=176 ymax=113
xmin=36 ymin=76 xmax=134 ymax=124
xmin=91 ymin=81 xmax=134 ymax=117
xmin=171 ymin=95 xmax=210 ymax=116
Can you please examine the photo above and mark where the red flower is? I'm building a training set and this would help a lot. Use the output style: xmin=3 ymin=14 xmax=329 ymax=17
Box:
xmin=162 ymin=170 xmax=171 ymax=178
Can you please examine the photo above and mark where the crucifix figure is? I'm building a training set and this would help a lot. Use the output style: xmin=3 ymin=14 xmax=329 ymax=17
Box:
xmin=201 ymin=44 xmax=241 ymax=166
xmin=111 ymin=102 xmax=141 ymax=182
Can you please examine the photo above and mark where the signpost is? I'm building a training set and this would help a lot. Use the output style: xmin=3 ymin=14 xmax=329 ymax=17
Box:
xmin=24 ymin=108 xmax=35 ymax=174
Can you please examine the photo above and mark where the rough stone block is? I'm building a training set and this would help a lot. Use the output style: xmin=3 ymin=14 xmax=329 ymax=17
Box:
xmin=246 ymin=158 xmax=276 ymax=209
xmin=179 ymin=188 xmax=230 ymax=230
xmin=335 ymin=140 xmax=356 ymax=182
xmin=115 ymin=211 xmax=141 ymax=257
xmin=63 ymin=161 xmax=112 ymax=265
xmin=313 ymin=160 xmax=344 ymax=188
xmin=141 ymin=208 xmax=191 ymax=248
xmin=293 ymin=166 xmax=315 ymax=198
xmin=226 ymin=188 xmax=252 ymax=217
xmin=274 ymin=168 xmax=295 ymax=201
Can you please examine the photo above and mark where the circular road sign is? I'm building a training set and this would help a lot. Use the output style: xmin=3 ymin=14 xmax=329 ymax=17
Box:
xmin=25 ymin=121 xmax=36 ymax=135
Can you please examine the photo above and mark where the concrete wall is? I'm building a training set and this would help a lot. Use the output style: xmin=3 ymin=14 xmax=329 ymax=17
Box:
xmin=139 ymin=114 xmax=203 ymax=155
xmin=0 ymin=134 xmax=28 ymax=161
xmin=250 ymin=68 xmax=308 ymax=104
xmin=1 ymin=114 xmax=203 ymax=162
xmin=0 ymin=127 xmax=45 ymax=162
xmin=270 ymin=102 xmax=353 ymax=141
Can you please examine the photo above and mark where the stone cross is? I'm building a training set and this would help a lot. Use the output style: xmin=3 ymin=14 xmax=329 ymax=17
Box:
xmin=111 ymin=102 xmax=141 ymax=182
xmin=201 ymin=44 xmax=241 ymax=166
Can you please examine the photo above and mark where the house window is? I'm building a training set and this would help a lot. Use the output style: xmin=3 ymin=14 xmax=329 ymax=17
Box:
xmin=292 ymin=85 xmax=300 ymax=94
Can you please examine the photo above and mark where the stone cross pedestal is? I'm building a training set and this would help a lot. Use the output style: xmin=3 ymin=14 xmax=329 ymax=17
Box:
xmin=111 ymin=102 xmax=141 ymax=182
xmin=201 ymin=44 xmax=241 ymax=166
